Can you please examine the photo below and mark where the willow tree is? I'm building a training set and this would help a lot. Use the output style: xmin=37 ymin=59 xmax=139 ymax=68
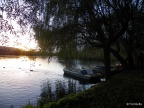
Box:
xmin=23 ymin=0 xmax=142 ymax=79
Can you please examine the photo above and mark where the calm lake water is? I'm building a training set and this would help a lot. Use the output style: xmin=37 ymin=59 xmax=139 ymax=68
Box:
xmin=0 ymin=56 xmax=102 ymax=108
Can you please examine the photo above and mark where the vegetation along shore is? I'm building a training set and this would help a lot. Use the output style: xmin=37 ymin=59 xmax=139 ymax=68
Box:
xmin=22 ymin=69 xmax=144 ymax=108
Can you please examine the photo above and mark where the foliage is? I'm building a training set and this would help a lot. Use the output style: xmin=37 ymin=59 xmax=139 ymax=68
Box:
xmin=1 ymin=0 xmax=143 ymax=71
xmin=39 ymin=80 xmax=88 ymax=107
xmin=43 ymin=70 xmax=144 ymax=108
xmin=0 ymin=0 xmax=38 ymax=45
xmin=23 ymin=0 xmax=144 ymax=79
xmin=22 ymin=69 xmax=144 ymax=108
xmin=22 ymin=102 xmax=36 ymax=108
xmin=29 ymin=0 xmax=142 ymax=50
xmin=1 ymin=0 xmax=144 ymax=76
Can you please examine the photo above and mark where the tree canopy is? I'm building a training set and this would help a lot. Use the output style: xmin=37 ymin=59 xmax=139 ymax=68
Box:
xmin=23 ymin=0 xmax=144 ymax=79
xmin=1 ymin=0 xmax=144 ymax=79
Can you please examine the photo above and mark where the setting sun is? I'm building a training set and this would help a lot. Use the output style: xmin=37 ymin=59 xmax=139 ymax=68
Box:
xmin=0 ymin=11 xmax=39 ymax=51
xmin=6 ymin=34 xmax=39 ymax=51
xmin=0 ymin=19 xmax=39 ymax=51
xmin=0 ymin=34 xmax=39 ymax=51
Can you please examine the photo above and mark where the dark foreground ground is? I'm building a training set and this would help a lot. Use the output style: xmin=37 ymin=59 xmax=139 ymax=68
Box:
xmin=23 ymin=69 xmax=144 ymax=108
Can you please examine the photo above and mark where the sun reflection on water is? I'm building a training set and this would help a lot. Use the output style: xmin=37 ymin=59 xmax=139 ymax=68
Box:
xmin=0 ymin=56 xmax=65 ymax=108
xmin=0 ymin=56 xmax=96 ymax=108
xmin=0 ymin=56 xmax=65 ymax=80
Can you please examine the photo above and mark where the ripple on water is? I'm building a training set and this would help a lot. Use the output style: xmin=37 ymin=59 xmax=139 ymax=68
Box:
xmin=0 ymin=56 xmax=96 ymax=108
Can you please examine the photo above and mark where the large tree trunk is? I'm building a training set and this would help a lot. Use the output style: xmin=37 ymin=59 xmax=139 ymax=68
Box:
xmin=110 ymin=47 xmax=128 ymax=69
xmin=103 ymin=46 xmax=111 ymax=80
xmin=126 ymin=53 xmax=135 ymax=69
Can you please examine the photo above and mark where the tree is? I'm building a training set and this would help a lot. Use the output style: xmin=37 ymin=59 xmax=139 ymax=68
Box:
xmin=0 ymin=0 xmax=39 ymax=46
xmin=0 ymin=0 xmax=142 ymax=79
xmin=110 ymin=2 xmax=144 ymax=69
xmin=23 ymin=0 xmax=143 ymax=79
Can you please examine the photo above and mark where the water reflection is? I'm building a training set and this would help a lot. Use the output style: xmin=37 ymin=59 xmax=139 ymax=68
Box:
xmin=58 ymin=58 xmax=103 ymax=69
xmin=0 ymin=56 xmax=65 ymax=108
xmin=39 ymin=79 xmax=90 ymax=106
xmin=0 ymin=56 xmax=101 ymax=108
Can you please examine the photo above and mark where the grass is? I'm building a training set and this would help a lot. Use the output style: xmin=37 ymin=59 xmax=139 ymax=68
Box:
xmin=23 ymin=69 xmax=144 ymax=108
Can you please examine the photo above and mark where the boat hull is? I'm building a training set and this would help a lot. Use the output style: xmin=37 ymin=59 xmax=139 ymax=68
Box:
xmin=63 ymin=69 xmax=101 ymax=82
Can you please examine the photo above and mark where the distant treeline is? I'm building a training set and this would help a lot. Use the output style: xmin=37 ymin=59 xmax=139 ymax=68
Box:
xmin=0 ymin=46 xmax=113 ymax=61
xmin=0 ymin=46 xmax=36 ymax=55
xmin=0 ymin=46 xmax=53 ymax=56
xmin=0 ymin=46 xmax=23 ymax=55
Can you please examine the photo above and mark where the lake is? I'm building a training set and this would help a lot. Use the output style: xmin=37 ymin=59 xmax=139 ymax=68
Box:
xmin=0 ymin=56 xmax=102 ymax=108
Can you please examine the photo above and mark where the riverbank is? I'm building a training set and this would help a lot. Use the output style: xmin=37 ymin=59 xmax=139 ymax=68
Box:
xmin=23 ymin=69 xmax=144 ymax=108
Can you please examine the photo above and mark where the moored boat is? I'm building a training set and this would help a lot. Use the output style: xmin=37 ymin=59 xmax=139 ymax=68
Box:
xmin=63 ymin=68 xmax=103 ymax=81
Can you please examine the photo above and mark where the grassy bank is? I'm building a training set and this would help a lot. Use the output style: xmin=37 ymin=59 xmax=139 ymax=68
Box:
xmin=23 ymin=69 xmax=144 ymax=108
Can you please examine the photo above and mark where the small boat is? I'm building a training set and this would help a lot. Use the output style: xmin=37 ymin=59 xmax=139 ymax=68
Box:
xmin=63 ymin=68 xmax=103 ymax=81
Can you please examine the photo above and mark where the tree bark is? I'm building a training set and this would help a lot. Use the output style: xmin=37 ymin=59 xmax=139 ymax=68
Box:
xmin=103 ymin=46 xmax=111 ymax=80
xmin=126 ymin=53 xmax=135 ymax=69
xmin=110 ymin=47 xmax=128 ymax=69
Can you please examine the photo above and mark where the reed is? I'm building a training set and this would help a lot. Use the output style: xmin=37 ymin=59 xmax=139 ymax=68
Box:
xmin=38 ymin=80 xmax=87 ymax=107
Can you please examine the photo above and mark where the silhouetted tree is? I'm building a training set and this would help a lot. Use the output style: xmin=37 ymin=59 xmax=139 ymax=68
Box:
xmin=112 ymin=3 xmax=144 ymax=69
xmin=3 ymin=0 xmax=143 ymax=78
xmin=22 ymin=0 xmax=143 ymax=79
